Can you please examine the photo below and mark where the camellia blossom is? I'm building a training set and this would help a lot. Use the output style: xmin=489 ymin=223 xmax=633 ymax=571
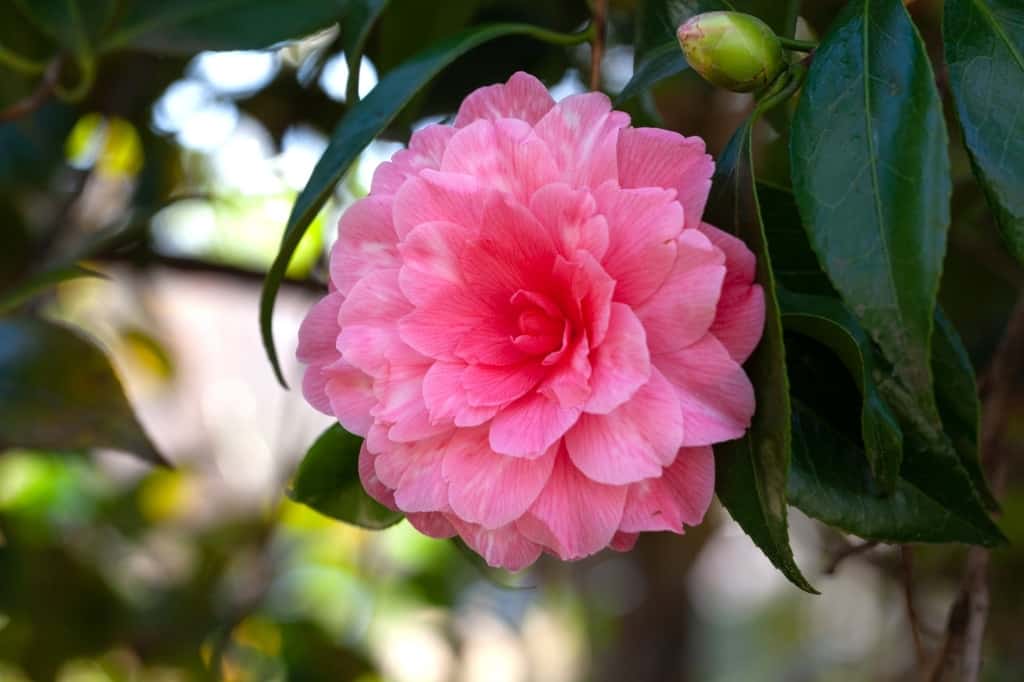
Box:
xmin=297 ymin=71 xmax=764 ymax=570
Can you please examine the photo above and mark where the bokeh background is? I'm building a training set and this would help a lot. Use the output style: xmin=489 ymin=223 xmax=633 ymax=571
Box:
xmin=1 ymin=0 xmax=1022 ymax=680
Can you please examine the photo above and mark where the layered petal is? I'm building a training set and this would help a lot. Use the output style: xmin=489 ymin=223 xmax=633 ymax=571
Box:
xmin=330 ymin=196 xmax=400 ymax=295
xmin=619 ymin=446 xmax=714 ymax=533
xmin=454 ymin=71 xmax=555 ymax=128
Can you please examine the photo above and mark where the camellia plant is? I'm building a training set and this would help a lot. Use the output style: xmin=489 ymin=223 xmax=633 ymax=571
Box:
xmin=1 ymin=0 xmax=1022 ymax=679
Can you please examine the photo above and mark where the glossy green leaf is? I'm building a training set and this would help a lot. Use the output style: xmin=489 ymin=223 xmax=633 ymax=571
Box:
xmin=341 ymin=0 xmax=389 ymax=103
xmin=932 ymin=310 xmax=998 ymax=510
xmin=790 ymin=0 xmax=951 ymax=428
xmin=0 ymin=317 xmax=165 ymax=465
xmin=944 ymin=0 xmax=1024 ymax=264
xmin=779 ymin=289 xmax=903 ymax=492
xmin=103 ymin=0 xmax=351 ymax=54
xmin=289 ymin=424 xmax=403 ymax=529
xmin=260 ymin=21 xmax=590 ymax=385
xmin=789 ymin=402 xmax=1002 ymax=546
xmin=706 ymin=116 xmax=814 ymax=593
xmin=758 ymin=183 xmax=835 ymax=296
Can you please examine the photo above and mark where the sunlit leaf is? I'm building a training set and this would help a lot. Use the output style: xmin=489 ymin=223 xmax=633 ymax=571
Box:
xmin=289 ymin=424 xmax=402 ymax=529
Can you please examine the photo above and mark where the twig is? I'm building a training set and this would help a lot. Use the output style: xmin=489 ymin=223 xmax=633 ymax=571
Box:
xmin=589 ymin=0 xmax=608 ymax=91
xmin=0 ymin=56 xmax=61 ymax=122
xmin=901 ymin=545 xmax=927 ymax=671
xmin=824 ymin=539 xmax=878 ymax=575
xmin=930 ymin=294 xmax=1024 ymax=681
xmin=94 ymin=251 xmax=327 ymax=293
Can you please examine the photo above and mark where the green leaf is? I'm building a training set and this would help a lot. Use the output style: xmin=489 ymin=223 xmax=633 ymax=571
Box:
xmin=289 ymin=424 xmax=403 ymax=529
xmin=340 ymin=0 xmax=389 ymax=103
xmin=758 ymin=183 xmax=835 ymax=296
xmin=0 ymin=317 xmax=166 ymax=465
xmin=944 ymin=0 xmax=1024 ymax=265
xmin=103 ymin=0 xmax=351 ymax=54
xmin=706 ymin=116 xmax=814 ymax=593
xmin=0 ymin=265 xmax=106 ymax=314
xmin=779 ymin=289 xmax=903 ymax=492
xmin=260 ymin=21 xmax=589 ymax=385
xmin=789 ymin=0 xmax=951 ymax=429
xmin=10 ymin=0 xmax=116 ymax=52
xmin=932 ymin=310 xmax=998 ymax=510
xmin=788 ymin=401 xmax=1002 ymax=546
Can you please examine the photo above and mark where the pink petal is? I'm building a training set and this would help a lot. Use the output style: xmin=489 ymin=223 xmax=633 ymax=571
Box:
xmin=584 ymin=303 xmax=651 ymax=414
xmin=533 ymin=92 xmax=630 ymax=188
xmin=454 ymin=71 xmax=555 ymax=128
xmin=440 ymin=118 xmax=558 ymax=201
xmin=323 ymin=361 xmax=376 ymax=436
xmin=398 ymin=286 xmax=490 ymax=362
xmin=374 ymin=434 xmax=450 ymax=513
xmin=371 ymin=123 xmax=456 ymax=195
xmin=463 ymin=362 xmax=547 ymax=407
xmin=566 ymin=367 xmax=682 ymax=485
xmin=371 ymin=361 xmax=448 ymax=442
xmin=617 ymin=127 xmax=714 ymax=230
xmin=635 ymin=228 xmax=726 ymax=355
xmin=619 ymin=446 xmax=714 ymax=533
xmin=656 ymin=335 xmax=756 ymax=446
xmin=517 ymin=448 xmax=627 ymax=560
xmin=448 ymin=516 xmax=543 ymax=571
xmin=610 ymin=532 xmax=638 ymax=552
xmin=529 ymin=183 xmax=609 ymax=261
xmin=712 ymin=283 xmax=765 ymax=364
xmin=407 ymin=512 xmax=457 ymax=539
xmin=392 ymin=170 xmax=489 ymax=239
xmin=330 ymin=196 xmax=400 ymax=295
xmin=489 ymin=392 xmax=580 ymax=458
xmin=421 ymin=361 xmax=502 ymax=427
xmin=338 ymin=269 xmax=422 ymax=377
xmin=443 ymin=436 xmax=557 ymax=529
xmin=297 ymin=292 xmax=343 ymax=365
xmin=595 ymin=182 xmax=683 ymax=306
xmin=698 ymin=222 xmax=755 ymax=285
xmin=359 ymin=444 xmax=398 ymax=511
xmin=398 ymin=220 xmax=467 ymax=306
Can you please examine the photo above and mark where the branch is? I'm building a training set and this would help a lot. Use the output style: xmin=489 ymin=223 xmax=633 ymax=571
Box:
xmin=0 ymin=57 xmax=61 ymax=122
xmin=931 ymin=294 xmax=1024 ymax=682
xmin=823 ymin=539 xmax=878 ymax=575
xmin=589 ymin=0 xmax=608 ymax=91
xmin=901 ymin=545 xmax=926 ymax=670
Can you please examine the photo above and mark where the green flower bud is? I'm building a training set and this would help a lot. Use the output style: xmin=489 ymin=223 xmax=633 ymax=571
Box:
xmin=677 ymin=11 xmax=786 ymax=93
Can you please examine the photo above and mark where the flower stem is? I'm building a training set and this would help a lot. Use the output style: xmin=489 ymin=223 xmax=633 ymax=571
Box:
xmin=778 ymin=37 xmax=817 ymax=52
xmin=589 ymin=0 xmax=608 ymax=90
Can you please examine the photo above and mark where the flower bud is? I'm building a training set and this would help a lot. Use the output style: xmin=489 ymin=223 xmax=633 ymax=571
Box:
xmin=677 ymin=12 xmax=785 ymax=93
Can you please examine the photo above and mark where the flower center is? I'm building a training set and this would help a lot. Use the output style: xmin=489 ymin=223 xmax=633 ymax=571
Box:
xmin=509 ymin=289 xmax=568 ymax=357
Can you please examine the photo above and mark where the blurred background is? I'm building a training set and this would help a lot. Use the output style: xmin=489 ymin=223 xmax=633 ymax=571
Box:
xmin=1 ymin=0 xmax=1022 ymax=680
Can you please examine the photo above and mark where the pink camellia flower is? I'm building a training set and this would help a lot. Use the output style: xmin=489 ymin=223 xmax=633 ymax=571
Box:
xmin=297 ymin=72 xmax=764 ymax=570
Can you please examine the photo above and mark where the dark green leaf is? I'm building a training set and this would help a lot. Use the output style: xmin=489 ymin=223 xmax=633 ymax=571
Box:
xmin=779 ymin=290 xmax=903 ymax=492
xmin=944 ymin=0 xmax=1024 ymax=265
xmin=706 ymin=117 xmax=814 ymax=593
xmin=758 ymin=183 xmax=835 ymax=296
xmin=0 ymin=317 xmax=165 ymax=465
xmin=104 ymin=0 xmax=351 ymax=54
xmin=788 ymin=401 xmax=1002 ymax=545
xmin=932 ymin=310 xmax=998 ymax=510
xmin=10 ymin=0 xmax=116 ymax=52
xmin=341 ymin=0 xmax=389 ymax=102
xmin=260 ymin=21 xmax=589 ymax=385
xmin=289 ymin=424 xmax=403 ymax=529
xmin=790 ymin=0 xmax=951 ymax=428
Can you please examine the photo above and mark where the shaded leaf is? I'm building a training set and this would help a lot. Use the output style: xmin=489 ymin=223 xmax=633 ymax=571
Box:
xmin=779 ymin=289 xmax=903 ymax=492
xmin=0 ymin=317 xmax=165 ymax=465
xmin=104 ymin=0 xmax=351 ymax=54
xmin=944 ymin=0 xmax=1024 ymax=265
xmin=790 ymin=0 xmax=951 ymax=429
xmin=706 ymin=116 xmax=814 ymax=593
xmin=260 ymin=20 xmax=588 ymax=385
xmin=789 ymin=401 xmax=1003 ymax=546
xmin=341 ymin=0 xmax=389 ymax=102
xmin=932 ymin=310 xmax=998 ymax=510
xmin=289 ymin=424 xmax=402 ymax=529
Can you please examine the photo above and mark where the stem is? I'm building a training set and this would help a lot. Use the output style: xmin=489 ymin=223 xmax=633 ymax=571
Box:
xmin=0 ymin=43 xmax=47 ymax=74
xmin=0 ymin=57 xmax=62 ymax=122
xmin=54 ymin=52 xmax=96 ymax=102
xmin=901 ymin=546 xmax=927 ymax=671
xmin=778 ymin=37 xmax=817 ymax=52
xmin=589 ymin=0 xmax=608 ymax=90
xmin=524 ymin=22 xmax=595 ymax=47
